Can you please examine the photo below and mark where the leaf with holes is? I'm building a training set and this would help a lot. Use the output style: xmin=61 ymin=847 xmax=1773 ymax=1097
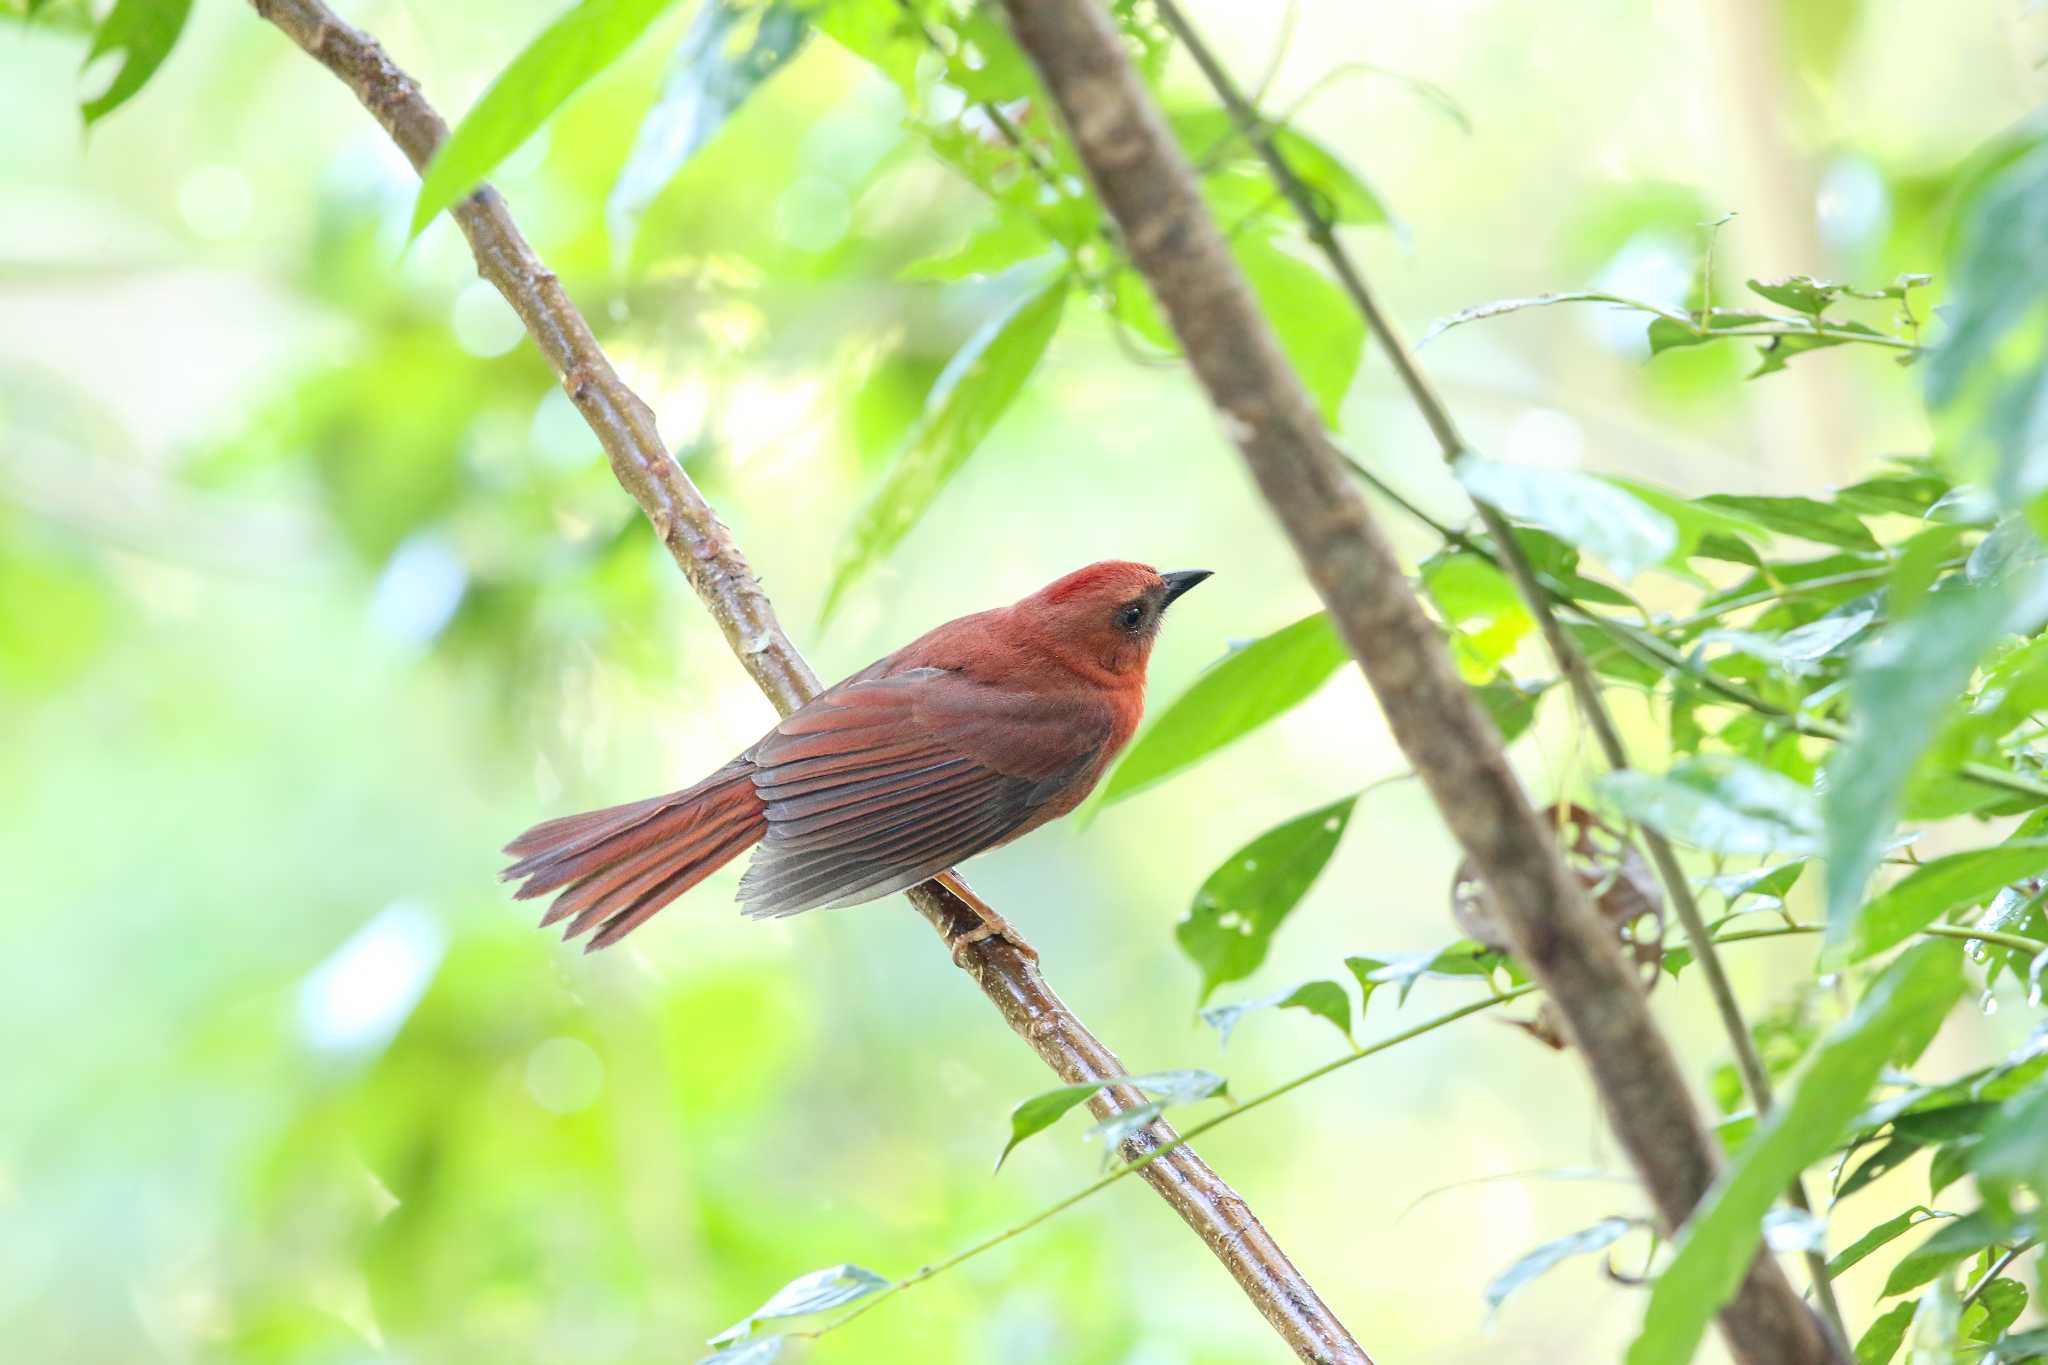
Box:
xmin=1103 ymin=613 xmax=1350 ymax=804
xmin=821 ymin=270 xmax=1066 ymax=620
xmin=1178 ymin=796 xmax=1358 ymax=1003
xmin=412 ymin=0 xmax=682 ymax=237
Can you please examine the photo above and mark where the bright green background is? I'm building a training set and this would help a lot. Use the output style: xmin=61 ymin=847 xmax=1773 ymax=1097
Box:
xmin=5 ymin=2 xmax=2045 ymax=1362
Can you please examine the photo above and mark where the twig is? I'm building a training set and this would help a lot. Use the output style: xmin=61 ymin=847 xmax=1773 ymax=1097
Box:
xmin=1960 ymin=1239 xmax=2037 ymax=1311
xmin=1151 ymin=7 xmax=1857 ymax=1345
xmin=794 ymin=987 xmax=1529 ymax=1344
xmin=999 ymin=0 xmax=1836 ymax=1360
xmin=244 ymin=2 xmax=1362 ymax=1360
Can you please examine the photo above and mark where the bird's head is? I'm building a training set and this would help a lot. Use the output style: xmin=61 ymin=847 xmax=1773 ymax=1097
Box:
xmin=1015 ymin=560 xmax=1212 ymax=680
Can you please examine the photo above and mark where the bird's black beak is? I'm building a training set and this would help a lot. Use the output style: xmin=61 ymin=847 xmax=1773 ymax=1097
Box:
xmin=1159 ymin=569 xmax=1214 ymax=608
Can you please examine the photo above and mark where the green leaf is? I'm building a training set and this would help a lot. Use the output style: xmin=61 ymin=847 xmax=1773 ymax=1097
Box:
xmin=1238 ymin=235 xmax=1365 ymax=428
xmin=1695 ymin=494 xmax=1879 ymax=551
xmin=1828 ymin=841 xmax=2048 ymax=966
xmin=1364 ymin=940 xmax=1502 ymax=1005
xmin=1969 ymin=1278 xmax=2028 ymax=1344
xmin=1276 ymin=979 xmax=1353 ymax=1043
xmin=1484 ymin=1217 xmax=1638 ymax=1315
xmin=1169 ymin=108 xmax=1391 ymax=227
xmin=1624 ymin=941 xmax=1966 ymax=1365
xmin=1906 ymin=1273 xmax=1962 ymax=1364
xmin=1966 ymin=1083 xmax=2048 ymax=1201
xmin=1828 ymin=1208 xmax=1945 ymax=1277
xmin=1452 ymin=454 xmax=1677 ymax=580
xmin=899 ymin=214 xmax=1054 ymax=282
xmin=1342 ymin=956 xmax=1388 ymax=1019
xmin=1989 ymin=1329 xmax=2048 ymax=1363
xmin=698 ymin=1337 xmax=785 ymax=1365
xmin=1085 ymin=1070 xmax=1228 ymax=1152
xmin=1746 ymin=275 xmax=1850 ymax=315
xmin=1200 ymin=979 xmax=1353 ymax=1048
xmin=1473 ymin=673 xmax=1549 ymax=742
xmin=1102 ymin=613 xmax=1350 ymax=804
xmin=1825 ymin=572 xmax=2048 ymax=938
xmin=1927 ymin=141 xmax=2048 ymax=512
xmin=996 ymin=1080 xmax=1105 ymax=1170
xmin=79 ymin=0 xmax=192 ymax=125
xmin=608 ymin=0 xmax=810 ymax=251
xmin=1856 ymin=1301 xmax=1916 ymax=1365
xmin=995 ymin=1070 xmax=1223 ymax=1169
xmin=1422 ymin=552 xmax=1532 ymax=680
xmin=411 ymin=0 xmax=682 ymax=238
xmin=711 ymin=1264 xmax=888 ymax=1344
xmin=1595 ymin=756 xmax=1820 ymax=856
xmin=1602 ymin=477 xmax=1766 ymax=566
xmin=820 ymin=271 xmax=1067 ymax=620
xmin=1177 ymin=797 xmax=1358 ymax=1002
xmin=1885 ymin=1209 xmax=2030 ymax=1299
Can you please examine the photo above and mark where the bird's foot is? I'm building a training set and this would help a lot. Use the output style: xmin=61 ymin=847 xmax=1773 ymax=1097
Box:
xmin=935 ymin=871 xmax=1039 ymax=964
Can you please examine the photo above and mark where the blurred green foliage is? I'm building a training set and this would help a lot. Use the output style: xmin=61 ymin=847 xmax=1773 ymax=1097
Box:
xmin=12 ymin=0 xmax=2048 ymax=1362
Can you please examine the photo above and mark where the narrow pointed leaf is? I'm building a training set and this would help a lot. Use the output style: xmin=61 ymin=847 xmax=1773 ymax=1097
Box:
xmin=80 ymin=0 xmax=192 ymax=125
xmin=1103 ymin=613 xmax=1350 ymax=804
xmin=411 ymin=0 xmax=681 ymax=237
xmin=1828 ymin=841 xmax=2048 ymax=966
xmin=712 ymin=1264 xmax=887 ymax=1344
xmin=1624 ymin=942 xmax=1966 ymax=1365
xmin=1485 ymin=1217 xmax=1638 ymax=1314
xmin=822 ymin=271 xmax=1066 ymax=620
xmin=609 ymin=0 xmax=810 ymax=251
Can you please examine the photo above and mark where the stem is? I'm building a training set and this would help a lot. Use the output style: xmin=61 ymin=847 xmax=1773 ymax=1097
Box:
xmin=1960 ymin=1239 xmax=2037 ymax=1310
xmin=799 ymin=988 xmax=1529 ymax=1343
xmin=1004 ymin=0 xmax=1836 ymax=1359
xmin=246 ymin=2 xmax=1360 ymax=1359
xmin=1153 ymin=2 xmax=1856 ymax=1349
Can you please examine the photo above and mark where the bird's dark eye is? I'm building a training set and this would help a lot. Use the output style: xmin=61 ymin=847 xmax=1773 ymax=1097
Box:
xmin=1116 ymin=602 xmax=1146 ymax=632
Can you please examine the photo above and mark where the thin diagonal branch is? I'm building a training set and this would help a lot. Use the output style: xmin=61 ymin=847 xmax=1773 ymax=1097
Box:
xmin=1148 ymin=3 xmax=1850 ymax=1347
xmin=994 ymin=1 xmax=1837 ymax=1362
xmin=242 ymin=2 xmax=1364 ymax=1360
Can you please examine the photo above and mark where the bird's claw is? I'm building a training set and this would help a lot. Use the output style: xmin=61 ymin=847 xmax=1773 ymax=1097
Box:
xmin=948 ymin=919 xmax=1040 ymax=965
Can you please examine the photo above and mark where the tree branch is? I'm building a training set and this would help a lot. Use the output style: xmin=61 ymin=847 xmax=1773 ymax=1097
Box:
xmin=242 ymin=2 xmax=1364 ymax=1359
xmin=993 ymin=1 xmax=1837 ymax=1361
xmin=1148 ymin=2 xmax=1851 ymax=1348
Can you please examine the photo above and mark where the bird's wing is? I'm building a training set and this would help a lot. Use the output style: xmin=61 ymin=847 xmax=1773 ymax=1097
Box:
xmin=736 ymin=666 xmax=1108 ymax=918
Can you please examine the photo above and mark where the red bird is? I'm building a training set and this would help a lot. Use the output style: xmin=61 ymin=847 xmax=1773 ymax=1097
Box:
xmin=503 ymin=561 xmax=1211 ymax=953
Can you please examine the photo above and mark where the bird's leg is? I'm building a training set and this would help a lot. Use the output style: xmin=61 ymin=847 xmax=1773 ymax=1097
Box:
xmin=933 ymin=870 xmax=1039 ymax=963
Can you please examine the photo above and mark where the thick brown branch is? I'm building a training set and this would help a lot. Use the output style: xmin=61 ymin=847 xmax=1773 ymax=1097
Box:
xmin=244 ymin=1 xmax=1362 ymax=1359
xmin=1151 ymin=3 xmax=1852 ymax=1351
xmin=994 ymin=1 xmax=1836 ymax=1362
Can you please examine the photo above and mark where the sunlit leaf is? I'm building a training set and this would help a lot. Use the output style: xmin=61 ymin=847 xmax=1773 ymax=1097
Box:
xmin=1102 ymin=613 xmax=1350 ymax=804
xmin=79 ymin=0 xmax=192 ymax=125
xmin=1365 ymin=940 xmax=1502 ymax=1005
xmin=1827 ymin=1208 xmax=1945 ymax=1277
xmin=1906 ymin=1274 xmax=1962 ymax=1364
xmin=698 ymin=1337 xmax=785 ymax=1365
xmin=1825 ymin=571 xmax=2048 ymax=938
xmin=412 ymin=0 xmax=682 ymax=237
xmin=712 ymin=1264 xmax=888 ymax=1344
xmin=608 ymin=0 xmax=810 ymax=251
xmin=1453 ymin=454 xmax=1677 ymax=581
xmin=997 ymin=1070 xmax=1225 ymax=1169
xmin=899 ymin=214 xmax=1053 ymax=282
xmin=821 ymin=269 xmax=1067 ymax=620
xmin=1827 ymin=841 xmax=2048 ymax=966
xmin=1596 ymin=756 xmax=1820 ymax=856
xmin=1275 ymin=979 xmax=1352 ymax=1044
xmin=1625 ymin=941 xmax=1965 ymax=1365
xmin=1969 ymin=1278 xmax=2028 ymax=1344
xmin=1238 ymin=235 xmax=1365 ymax=428
xmin=1484 ymin=1217 xmax=1638 ymax=1315
xmin=1857 ymin=1301 xmax=1916 ymax=1365
xmin=1169 ymin=108 xmax=1392 ymax=226
xmin=1746 ymin=275 xmax=1853 ymax=316
xmin=1178 ymin=796 xmax=1357 ymax=1002
xmin=1694 ymin=494 xmax=1879 ymax=551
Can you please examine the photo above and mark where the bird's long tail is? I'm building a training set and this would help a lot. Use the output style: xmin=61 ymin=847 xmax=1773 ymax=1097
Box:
xmin=502 ymin=760 xmax=765 ymax=951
